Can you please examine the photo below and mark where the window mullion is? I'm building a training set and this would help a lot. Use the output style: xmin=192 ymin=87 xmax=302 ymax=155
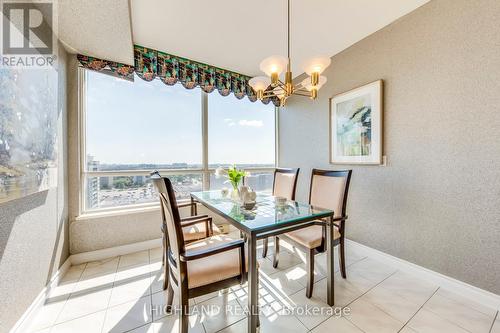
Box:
xmin=201 ymin=91 xmax=209 ymax=190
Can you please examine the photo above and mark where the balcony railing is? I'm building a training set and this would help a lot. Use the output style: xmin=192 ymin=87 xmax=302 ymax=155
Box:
xmin=82 ymin=167 xmax=275 ymax=213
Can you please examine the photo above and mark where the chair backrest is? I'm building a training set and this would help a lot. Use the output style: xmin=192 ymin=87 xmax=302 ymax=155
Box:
xmin=309 ymin=169 xmax=352 ymax=218
xmin=151 ymin=173 xmax=185 ymax=260
xmin=273 ymin=168 xmax=300 ymax=200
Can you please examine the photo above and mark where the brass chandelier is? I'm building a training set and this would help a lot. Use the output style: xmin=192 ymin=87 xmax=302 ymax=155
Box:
xmin=248 ymin=0 xmax=331 ymax=107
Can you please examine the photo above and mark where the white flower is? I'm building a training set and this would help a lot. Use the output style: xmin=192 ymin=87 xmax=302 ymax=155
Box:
xmin=214 ymin=167 xmax=227 ymax=179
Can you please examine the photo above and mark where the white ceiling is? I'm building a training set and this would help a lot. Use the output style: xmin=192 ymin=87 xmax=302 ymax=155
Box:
xmin=131 ymin=0 xmax=430 ymax=77
xmin=59 ymin=0 xmax=430 ymax=75
xmin=58 ymin=0 xmax=134 ymax=65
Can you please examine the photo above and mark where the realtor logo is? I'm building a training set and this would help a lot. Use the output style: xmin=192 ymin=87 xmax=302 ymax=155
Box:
xmin=1 ymin=1 xmax=56 ymax=67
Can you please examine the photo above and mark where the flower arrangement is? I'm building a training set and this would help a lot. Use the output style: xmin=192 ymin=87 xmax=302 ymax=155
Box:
xmin=215 ymin=166 xmax=248 ymax=191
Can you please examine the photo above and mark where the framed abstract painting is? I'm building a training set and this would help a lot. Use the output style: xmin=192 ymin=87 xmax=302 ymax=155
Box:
xmin=329 ymin=80 xmax=383 ymax=165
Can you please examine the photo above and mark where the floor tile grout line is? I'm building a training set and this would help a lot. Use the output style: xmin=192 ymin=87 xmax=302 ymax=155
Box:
xmin=341 ymin=269 xmax=398 ymax=310
xmin=148 ymin=249 xmax=154 ymax=326
xmin=99 ymin=255 xmax=122 ymax=333
xmin=343 ymin=266 xmax=399 ymax=307
xmin=396 ymin=286 xmax=440 ymax=333
xmin=49 ymin=262 xmax=89 ymax=330
xmin=48 ymin=261 xmax=132 ymax=330
xmin=291 ymin=261 xmax=392 ymax=331
xmin=280 ymin=254 xmax=371 ymax=295
xmin=489 ymin=310 xmax=499 ymax=333
xmin=310 ymin=268 xmax=399 ymax=332
xmin=343 ymin=319 xmax=369 ymax=333
xmin=422 ymin=296 xmax=485 ymax=333
xmin=214 ymin=316 xmax=245 ymax=333
xmin=37 ymin=246 xmax=494 ymax=333
xmin=436 ymin=288 xmax=498 ymax=318
xmin=55 ymin=250 xmax=388 ymax=331
xmin=122 ymin=322 xmax=150 ymax=333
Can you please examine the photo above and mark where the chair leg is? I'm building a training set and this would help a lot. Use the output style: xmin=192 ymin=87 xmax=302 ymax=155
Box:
xmin=222 ymin=287 xmax=229 ymax=305
xmin=306 ymin=249 xmax=315 ymax=298
xmin=162 ymin=247 xmax=165 ymax=267
xmin=179 ymin=288 xmax=189 ymax=333
xmin=163 ymin=248 xmax=169 ymax=291
xmin=162 ymin=232 xmax=166 ymax=267
xmin=162 ymin=239 xmax=169 ymax=291
xmin=262 ymin=238 xmax=269 ymax=258
xmin=256 ymin=267 xmax=260 ymax=328
xmin=272 ymin=236 xmax=280 ymax=268
xmin=165 ymin=282 xmax=174 ymax=313
xmin=339 ymin=237 xmax=347 ymax=279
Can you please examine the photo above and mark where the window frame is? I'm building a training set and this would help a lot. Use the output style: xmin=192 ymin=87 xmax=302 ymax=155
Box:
xmin=78 ymin=68 xmax=278 ymax=215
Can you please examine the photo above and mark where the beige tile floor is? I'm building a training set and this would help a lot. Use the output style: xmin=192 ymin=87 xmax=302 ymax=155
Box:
xmin=18 ymin=234 xmax=499 ymax=333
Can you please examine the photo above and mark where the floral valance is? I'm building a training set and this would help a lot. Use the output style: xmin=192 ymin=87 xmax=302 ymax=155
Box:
xmin=76 ymin=47 xmax=280 ymax=106
xmin=133 ymin=45 xmax=279 ymax=106
xmin=77 ymin=54 xmax=135 ymax=81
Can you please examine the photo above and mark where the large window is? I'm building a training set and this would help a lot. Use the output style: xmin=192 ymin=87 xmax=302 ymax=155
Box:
xmin=82 ymin=70 xmax=276 ymax=212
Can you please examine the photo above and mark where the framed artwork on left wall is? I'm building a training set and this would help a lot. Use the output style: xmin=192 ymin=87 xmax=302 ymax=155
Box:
xmin=329 ymin=80 xmax=383 ymax=165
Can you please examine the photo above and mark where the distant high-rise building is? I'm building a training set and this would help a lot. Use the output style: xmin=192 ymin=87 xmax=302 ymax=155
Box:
xmin=134 ymin=175 xmax=145 ymax=186
xmin=86 ymin=155 xmax=99 ymax=209
xmin=100 ymin=176 xmax=111 ymax=189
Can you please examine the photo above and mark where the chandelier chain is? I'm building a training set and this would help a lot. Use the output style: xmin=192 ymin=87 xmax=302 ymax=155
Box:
xmin=287 ymin=0 xmax=290 ymax=61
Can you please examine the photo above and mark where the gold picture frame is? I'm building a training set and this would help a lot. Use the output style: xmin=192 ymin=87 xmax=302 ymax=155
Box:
xmin=329 ymin=80 xmax=383 ymax=165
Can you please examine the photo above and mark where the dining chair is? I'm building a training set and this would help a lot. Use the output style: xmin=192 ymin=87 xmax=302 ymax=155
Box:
xmin=151 ymin=174 xmax=249 ymax=333
xmin=273 ymin=169 xmax=352 ymax=298
xmin=261 ymin=167 xmax=300 ymax=258
xmin=151 ymin=171 xmax=221 ymax=291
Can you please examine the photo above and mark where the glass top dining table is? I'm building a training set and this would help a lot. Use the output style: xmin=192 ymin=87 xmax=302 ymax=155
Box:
xmin=190 ymin=190 xmax=337 ymax=333
xmin=190 ymin=190 xmax=334 ymax=234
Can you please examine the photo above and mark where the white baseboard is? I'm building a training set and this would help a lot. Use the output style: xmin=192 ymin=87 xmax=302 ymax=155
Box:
xmin=346 ymin=239 xmax=500 ymax=311
xmin=69 ymin=238 xmax=162 ymax=265
xmin=10 ymin=257 xmax=71 ymax=333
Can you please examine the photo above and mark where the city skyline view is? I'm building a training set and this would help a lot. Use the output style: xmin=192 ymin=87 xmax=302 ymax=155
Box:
xmin=85 ymin=155 xmax=274 ymax=210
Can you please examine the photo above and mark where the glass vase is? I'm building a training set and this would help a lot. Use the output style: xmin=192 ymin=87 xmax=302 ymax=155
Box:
xmin=230 ymin=187 xmax=240 ymax=201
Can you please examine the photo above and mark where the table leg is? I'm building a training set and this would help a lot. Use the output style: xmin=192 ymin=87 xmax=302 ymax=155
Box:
xmin=326 ymin=215 xmax=335 ymax=306
xmin=247 ymin=234 xmax=259 ymax=333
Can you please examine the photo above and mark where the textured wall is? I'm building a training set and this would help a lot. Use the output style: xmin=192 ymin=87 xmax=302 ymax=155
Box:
xmin=0 ymin=44 xmax=69 ymax=332
xmin=69 ymin=204 xmax=225 ymax=253
xmin=279 ymin=0 xmax=500 ymax=294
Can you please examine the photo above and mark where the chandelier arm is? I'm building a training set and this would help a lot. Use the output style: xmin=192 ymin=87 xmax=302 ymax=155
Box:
xmin=292 ymin=91 xmax=313 ymax=97
xmin=271 ymin=81 xmax=287 ymax=90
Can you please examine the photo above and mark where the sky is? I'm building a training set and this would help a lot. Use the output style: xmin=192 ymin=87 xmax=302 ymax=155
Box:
xmin=86 ymin=70 xmax=276 ymax=166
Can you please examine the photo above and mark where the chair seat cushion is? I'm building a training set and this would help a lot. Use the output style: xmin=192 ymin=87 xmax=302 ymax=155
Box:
xmin=185 ymin=235 xmax=245 ymax=289
xmin=285 ymin=224 xmax=340 ymax=249
xmin=183 ymin=222 xmax=221 ymax=242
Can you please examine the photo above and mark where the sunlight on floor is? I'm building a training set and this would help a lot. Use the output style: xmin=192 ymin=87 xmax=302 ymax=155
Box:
xmin=17 ymin=235 xmax=500 ymax=333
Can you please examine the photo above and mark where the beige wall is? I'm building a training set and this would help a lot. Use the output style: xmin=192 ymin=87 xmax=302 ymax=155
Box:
xmin=0 ymin=43 xmax=69 ymax=332
xmin=279 ymin=0 xmax=500 ymax=294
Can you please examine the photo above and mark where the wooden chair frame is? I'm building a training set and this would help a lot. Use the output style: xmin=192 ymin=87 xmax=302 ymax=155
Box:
xmin=151 ymin=171 xmax=215 ymax=291
xmin=273 ymin=169 xmax=352 ymax=298
xmin=152 ymin=174 xmax=247 ymax=333
xmin=261 ymin=167 xmax=300 ymax=258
